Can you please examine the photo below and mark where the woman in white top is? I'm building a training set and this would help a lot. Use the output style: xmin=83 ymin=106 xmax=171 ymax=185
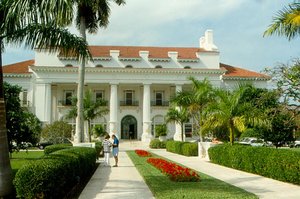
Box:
xmin=102 ymin=134 xmax=112 ymax=166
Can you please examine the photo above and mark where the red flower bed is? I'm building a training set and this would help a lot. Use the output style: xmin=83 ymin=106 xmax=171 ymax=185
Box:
xmin=135 ymin=149 xmax=152 ymax=157
xmin=147 ymin=157 xmax=200 ymax=182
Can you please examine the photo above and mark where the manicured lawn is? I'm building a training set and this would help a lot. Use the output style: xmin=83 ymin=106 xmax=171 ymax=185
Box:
xmin=10 ymin=151 xmax=44 ymax=175
xmin=127 ymin=151 xmax=258 ymax=199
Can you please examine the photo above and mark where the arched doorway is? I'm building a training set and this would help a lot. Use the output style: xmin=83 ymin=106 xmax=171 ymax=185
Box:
xmin=121 ymin=115 xmax=137 ymax=139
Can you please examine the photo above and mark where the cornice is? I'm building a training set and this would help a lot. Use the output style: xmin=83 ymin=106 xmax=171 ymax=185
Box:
xmin=3 ymin=73 xmax=32 ymax=78
xmin=30 ymin=66 xmax=226 ymax=75
xmin=222 ymin=76 xmax=270 ymax=81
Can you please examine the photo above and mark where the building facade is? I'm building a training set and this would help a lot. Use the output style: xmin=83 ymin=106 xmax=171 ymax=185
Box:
xmin=3 ymin=30 xmax=269 ymax=142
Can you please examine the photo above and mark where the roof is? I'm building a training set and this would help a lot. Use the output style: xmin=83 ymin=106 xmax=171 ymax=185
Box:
xmin=2 ymin=60 xmax=34 ymax=74
xmin=2 ymin=59 xmax=269 ymax=80
xmin=220 ymin=63 xmax=270 ymax=79
xmin=88 ymin=46 xmax=205 ymax=59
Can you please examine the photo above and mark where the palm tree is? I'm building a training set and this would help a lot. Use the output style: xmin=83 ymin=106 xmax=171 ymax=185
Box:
xmin=71 ymin=0 xmax=126 ymax=143
xmin=0 ymin=1 xmax=90 ymax=196
xmin=165 ymin=107 xmax=190 ymax=142
xmin=66 ymin=89 xmax=109 ymax=142
xmin=264 ymin=1 xmax=300 ymax=40
xmin=202 ymin=87 xmax=247 ymax=145
xmin=171 ymin=77 xmax=215 ymax=141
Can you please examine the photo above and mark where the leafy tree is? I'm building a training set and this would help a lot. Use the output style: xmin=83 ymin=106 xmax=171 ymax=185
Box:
xmin=263 ymin=108 xmax=296 ymax=148
xmin=264 ymin=59 xmax=300 ymax=106
xmin=41 ymin=121 xmax=72 ymax=143
xmin=93 ymin=124 xmax=106 ymax=138
xmin=171 ymin=77 xmax=215 ymax=141
xmin=155 ymin=124 xmax=167 ymax=137
xmin=4 ymin=82 xmax=42 ymax=152
xmin=0 ymin=0 xmax=90 ymax=196
xmin=165 ymin=107 xmax=189 ymax=142
xmin=66 ymin=89 xmax=109 ymax=142
xmin=264 ymin=1 xmax=300 ymax=40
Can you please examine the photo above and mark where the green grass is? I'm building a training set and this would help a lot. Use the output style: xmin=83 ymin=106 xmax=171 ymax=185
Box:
xmin=10 ymin=151 xmax=44 ymax=175
xmin=127 ymin=151 xmax=258 ymax=199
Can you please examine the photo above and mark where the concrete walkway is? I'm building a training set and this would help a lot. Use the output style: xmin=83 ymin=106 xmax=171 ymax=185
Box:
xmin=79 ymin=141 xmax=300 ymax=199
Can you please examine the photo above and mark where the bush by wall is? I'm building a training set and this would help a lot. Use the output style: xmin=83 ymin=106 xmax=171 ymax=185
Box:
xmin=208 ymin=144 xmax=300 ymax=185
xmin=166 ymin=141 xmax=198 ymax=156
xmin=14 ymin=147 xmax=97 ymax=198
xmin=95 ymin=141 xmax=103 ymax=158
xmin=149 ymin=139 xmax=166 ymax=149
xmin=44 ymin=143 xmax=73 ymax=155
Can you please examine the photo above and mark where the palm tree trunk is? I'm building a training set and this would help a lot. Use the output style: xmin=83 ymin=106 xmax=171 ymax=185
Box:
xmin=88 ymin=119 xmax=91 ymax=142
xmin=181 ymin=123 xmax=184 ymax=142
xmin=75 ymin=17 xmax=87 ymax=143
xmin=0 ymin=40 xmax=13 ymax=196
xmin=229 ymin=127 xmax=234 ymax=145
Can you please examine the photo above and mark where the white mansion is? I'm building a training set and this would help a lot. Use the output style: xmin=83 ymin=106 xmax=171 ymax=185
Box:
xmin=3 ymin=30 xmax=269 ymax=142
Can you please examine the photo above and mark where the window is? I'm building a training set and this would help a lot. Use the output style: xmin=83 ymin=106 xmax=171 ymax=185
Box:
xmin=155 ymin=91 xmax=163 ymax=106
xmin=155 ymin=65 xmax=162 ymax=68
xmin=95 ymin=90 xmax=104 ymax=101
xmin=125 ymin=65 xmax=133 ymax=68
xmin=64 ymin=90 xmax=74 ymax=105
xmin=184 ymin=66 xmax=191 ymax=69
xmin=184 ymin=118 xmax=193 ymax=137
xmin=65 ymin=64 xmax=73 ymax=67
xmin=125 ymin=90 xmax=133 ymax=105
xmin=95 ymin=64 xmax=103 ymax=68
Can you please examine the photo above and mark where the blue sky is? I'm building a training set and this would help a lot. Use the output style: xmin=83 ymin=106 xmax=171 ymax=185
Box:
xmin=2 ymin=0 xmax=300 ymax=72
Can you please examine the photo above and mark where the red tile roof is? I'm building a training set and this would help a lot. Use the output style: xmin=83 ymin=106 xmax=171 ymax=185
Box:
xmin=88 ymin=46 xmax=205 ymax=59
xmin=220 ymin=63 xmax=269 ymax=79
xmin=2 ymin=60 xmax=34 ymax=74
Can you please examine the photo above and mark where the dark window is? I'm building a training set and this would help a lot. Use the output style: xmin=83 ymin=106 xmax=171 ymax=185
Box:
xmin=155 ymin=92 xmax=163 ymax=106
xmin=125 ymin=65 xmax=133 ymax=68
xmin=95 ymin=64 xmax=103 ymax=68
xmin=155 ymin=65 xmax=162 ymax=68
xmin=65 ymin=91 xmax=73 ymax=105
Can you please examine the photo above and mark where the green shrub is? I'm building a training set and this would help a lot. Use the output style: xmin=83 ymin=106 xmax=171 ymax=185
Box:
xmin=182 ymin=142 xmax=198 ymax=156
xmin=166 ymin=141 xmax=198 ymax=156
xmin=208 ymin=144 xmax=300 ymax=185
xmin=14 ymin=147 xmax=97 ymax=198
xmin=95 ymin=141 xmax=103 ymax=158
xmin=44 ymin=143 xmax=73 ymax=155
xmin=149 ymin=139 xmax=166 ymax=149
xmin=155 ymin=124 xmax=167 ymax=137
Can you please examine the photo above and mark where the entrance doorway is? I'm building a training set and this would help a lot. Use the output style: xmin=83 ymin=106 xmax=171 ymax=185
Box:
xmin=121 ymin=115 xmax=137 ymax=139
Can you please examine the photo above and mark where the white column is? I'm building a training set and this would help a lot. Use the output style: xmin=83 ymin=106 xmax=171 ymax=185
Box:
xmin=142 ymin=84 xmax=152 ymax=142
xmin=173 ymin=84 xmax=184 ymax=141
xmin=35 ymin=83 xmax=52 ymax=124
xmin=109 ymin=84 xmax=119 ymax=137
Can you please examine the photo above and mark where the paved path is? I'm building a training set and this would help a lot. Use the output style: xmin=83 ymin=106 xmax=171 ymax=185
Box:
xmin=79 ymin=141 xmax=154 ymax=199
xmin=79 ymin=141 xmax=300 ymax=199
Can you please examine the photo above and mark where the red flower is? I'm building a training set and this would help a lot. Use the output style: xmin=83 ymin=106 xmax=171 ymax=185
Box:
xmin=147 ymin=157 xmax=200 ymax=182
xmin=135 ymin=149 xmax=152 ymax=157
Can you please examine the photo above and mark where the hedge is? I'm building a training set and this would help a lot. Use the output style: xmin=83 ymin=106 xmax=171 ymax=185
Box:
xmin=166 ymin=141 xmax=198 ymax=156
xmin=149 ymin=139 xmax=166 ymax=149
xmin=44 ymin=143 xmax=73 ymax=155
xmin=14 ymin=147 xmax=97 ymax=198
xmin=208 ymin=144 xmax=300 ymax=185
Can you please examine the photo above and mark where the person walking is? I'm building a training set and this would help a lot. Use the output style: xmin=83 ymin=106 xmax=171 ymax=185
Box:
xmin=102 ymin=134 xmax=112 ymax=167
xmin=112 ymin=134 xmax=119 ymax=167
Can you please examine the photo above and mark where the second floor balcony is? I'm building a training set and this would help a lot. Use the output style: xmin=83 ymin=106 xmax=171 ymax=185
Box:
xmin=120 ymin=100 xmax=139 ymax=106
xmin=151 ymin=100 xmax=169 ymax=107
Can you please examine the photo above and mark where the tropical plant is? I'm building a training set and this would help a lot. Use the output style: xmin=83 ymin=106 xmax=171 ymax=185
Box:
xmin=171 ymin=77 xmax=215 ymax=141
xmin=66 ymin=89 xmax=109 ymax=142
xmin=93 ymin=124 xmax=106 ymax=138
xmin=264 ymin=1 xmax=300 ymax=40
xmin=0 ymin=0 xmax=90 ymax=196
xmin=202 ymin=86 xmax=269 ymax=145
xmin=64 ymin=0 xmax=126 ymax=143
xmin=155 ymin=124 xmax=167 ymax=137
xmin=165 ymin=107 xmax=189 ymax=142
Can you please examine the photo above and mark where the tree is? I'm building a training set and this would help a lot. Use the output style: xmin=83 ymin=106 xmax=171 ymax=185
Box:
xmin=0 ymin=0 xmax=90 ymax=196
xmin=263 ymin=108 xmax=296 ymax=148
xmin=264 ymin=59 xmax=300 ymax=106
xmin=66 ymin=89 xmax=109 ymax=142
xmin=4 ymin=82 xmax=42 ymax=152
xmin=69 ymin=0 xmax=126 ymax=143
xmin=171 ymin=77 xmax=215 ymax=141
xmin=41 ymin=121 xmax=73 ymax=143
xmin=165 ymin=107 xmax=189 ymax=142
xmin=264 ymin=1 xmax=300 ymax=40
